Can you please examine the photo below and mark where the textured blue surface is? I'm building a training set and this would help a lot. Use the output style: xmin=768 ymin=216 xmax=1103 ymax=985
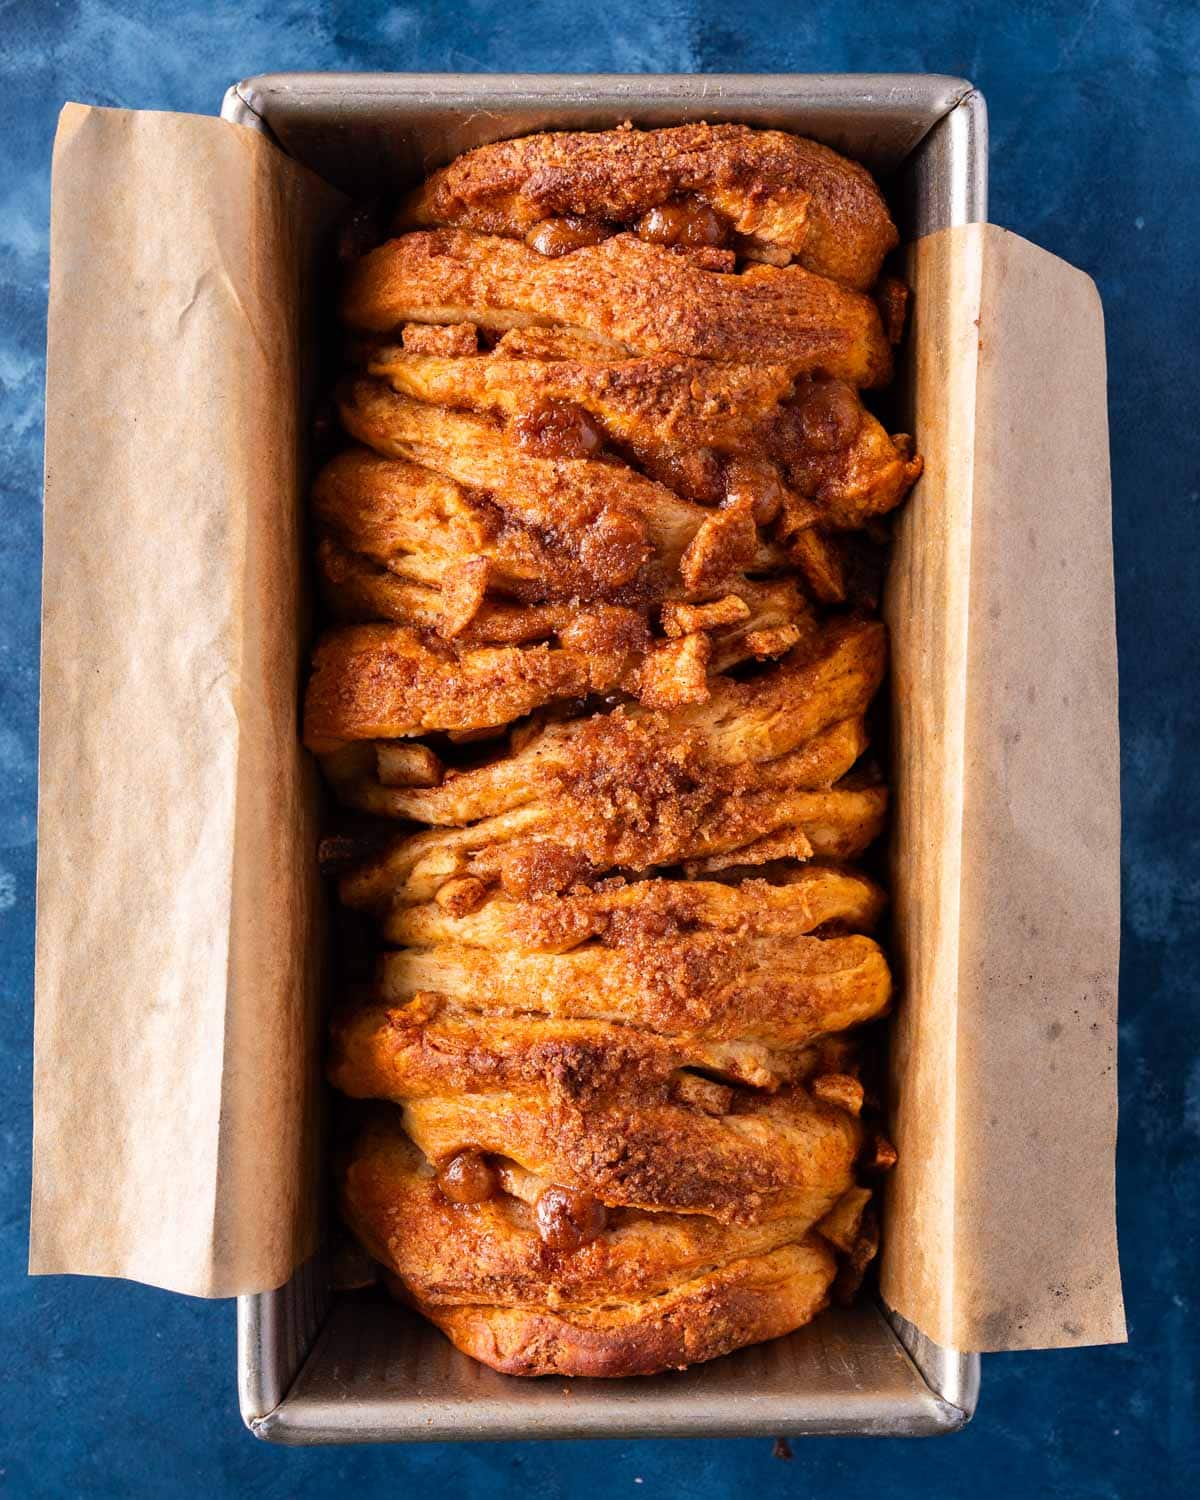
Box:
xmin=2 ymin=2 xmax=1197 ymax=1495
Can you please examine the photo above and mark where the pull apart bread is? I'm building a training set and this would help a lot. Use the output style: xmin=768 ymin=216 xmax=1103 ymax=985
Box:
xmin=310 ymin=123 xmax=919 ymax=1377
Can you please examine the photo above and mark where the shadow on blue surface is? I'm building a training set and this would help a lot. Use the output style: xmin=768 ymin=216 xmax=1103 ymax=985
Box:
xmin=1 ymin=2 xmax=1196 ymax=1496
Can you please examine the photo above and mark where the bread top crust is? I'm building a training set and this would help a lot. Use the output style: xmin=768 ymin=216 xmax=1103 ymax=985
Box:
xmin=400 ymin=122 xmax=898 ymax=291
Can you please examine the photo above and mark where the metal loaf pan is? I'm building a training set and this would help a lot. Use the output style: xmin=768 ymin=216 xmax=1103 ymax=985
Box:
xmin=221 ymin=72 xmax=988 ymax=1444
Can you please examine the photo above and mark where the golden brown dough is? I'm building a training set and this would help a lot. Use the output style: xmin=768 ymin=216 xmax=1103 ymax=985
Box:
xmin=329 ymin=621 xmax=885 ymax=900
xmin=336 ymin=1042 xmax=862 ymax=1226
xmin=385 ymin=862 xmax=887 ymax=952
xmin=412 ymin=1251 xmax=835 ymax=1379
xmin=339 ymin=776 xmax=887 ymax=908
xmin=319 ymin=122 xmax=909 ymax=1378
xmin=370 ymin=344 xmax=799 ymax=454
xmin=366 ymin=928 xmax=891 ymax=1057
xmin=329 ymin=617 xmax=881 ymax=820
xmin=339 ymin=377 xmax=743 ymax=580
xmin=302 ymin=592 xmax=821 ymax=749
xmin=315 ymin=537 xmax=807 ymax=672
xmin=343 ymin=1119 xmax=850 ymax=1376
xmin=311 ymin=446 xmax=815 ymax=670
xmin=304 ymin=624 xmax=594 ymax=748
xmin=400 ymin=123 xmax=898 ymax=290
xmin=312 ymin=445 xmax=599 ymax=600
xmin=364 ymin=346 xmax=921 ymax=523
xmin=342 ymin=230 xmax=893 ymax=385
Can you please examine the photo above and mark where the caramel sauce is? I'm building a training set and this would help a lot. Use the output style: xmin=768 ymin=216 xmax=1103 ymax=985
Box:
xmin=635 ymin=199 xmax=729 ymax=248
xmin=789 ymin=380 xmax=863 ymax=453
xmin=437 ymin=1149 xmax=499 ymax=1204
xmin=525 ymin=216 xmax=614 ymax=257
xmin=723 ymin=457 xmax=786 ymax=525
xmin=535 ymin=1185 xmax=608 ymax=1251
xmin=515 ymin=397 xmax=606 ymax=460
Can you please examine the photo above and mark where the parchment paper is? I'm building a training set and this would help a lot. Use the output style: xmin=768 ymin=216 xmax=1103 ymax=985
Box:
xmin=881 ymin=224 xmax=1125 ymax=1350
xmin=33 ymin=106 xmax=1124 ymax=1344
xmin=31 ymin=104 xmax=343 ymax=1296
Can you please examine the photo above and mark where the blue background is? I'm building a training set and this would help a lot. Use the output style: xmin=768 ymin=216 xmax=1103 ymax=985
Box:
xmin=2 ymin=2 xmax=1197 ymax=1495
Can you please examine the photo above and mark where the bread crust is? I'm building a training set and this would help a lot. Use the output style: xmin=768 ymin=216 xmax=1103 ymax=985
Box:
xmin=410 ymin=1253 xmax=835 ymax=1378
xmin=343 ymin=229 xmax=892 ymax=385
xmin=400 ymin=122 xmax=897 ymax=290
xmin=320 ymin=123 xmax=904 ymax=1377
xmin=344 ymin=1119 xmax=841 ymax=1377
